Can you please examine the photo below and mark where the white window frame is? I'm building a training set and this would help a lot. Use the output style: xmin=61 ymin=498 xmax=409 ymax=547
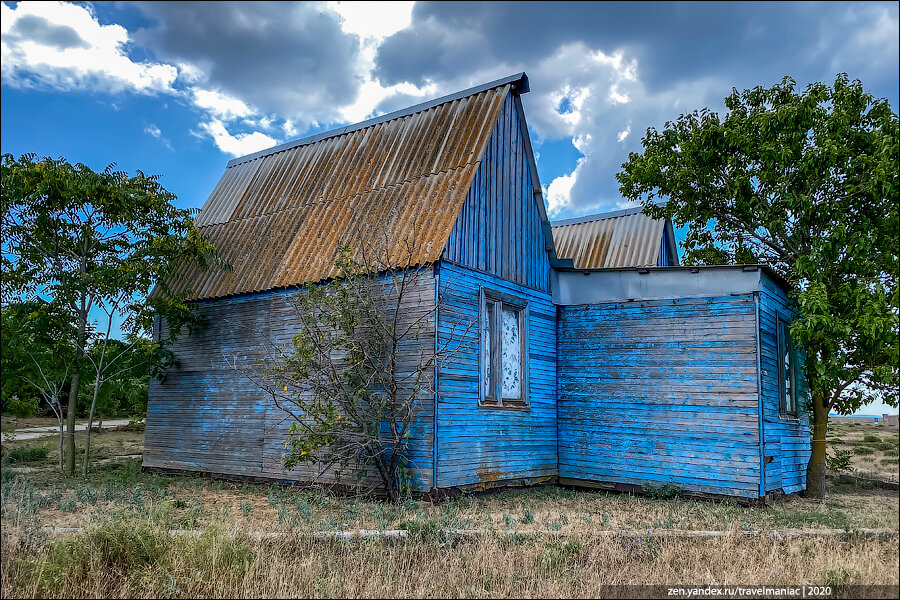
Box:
xmin=479 ymin=287 xmax=529 ymax=408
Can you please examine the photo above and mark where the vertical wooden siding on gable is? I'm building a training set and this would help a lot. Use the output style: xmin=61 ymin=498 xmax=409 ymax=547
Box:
xmin=557 ymin=295 xmax=764 ymax=498
xmin=144 ymin=271 xmax=437 ymax=491
xmin=442 ymin=92 xmax=551 ymax=293
xmin=758 ymin=273 xmax=811 ymax=494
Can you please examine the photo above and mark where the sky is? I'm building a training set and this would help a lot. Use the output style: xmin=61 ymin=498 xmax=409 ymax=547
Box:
xmin=2 ymin=1 xmax=898 ymax=414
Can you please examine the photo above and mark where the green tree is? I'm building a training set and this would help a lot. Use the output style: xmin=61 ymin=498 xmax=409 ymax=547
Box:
xmin=1 ymin=301 xmax=78 ymax=469
xmin=617 ymin=74 xmax=898 ymax=499
xmin=1 ymin=153 xmax=225 ymax=476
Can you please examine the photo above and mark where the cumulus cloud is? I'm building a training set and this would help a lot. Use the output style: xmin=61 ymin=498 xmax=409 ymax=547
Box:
xmin=131 ymin=1 xmax=361 ymax=131
xmin=199 ymin=119 xmax=278 ymax=158
xmin=373 ymin=1 xmax=899 ymax=217
xmin=1 ymin=1 xmax=177 ymax=94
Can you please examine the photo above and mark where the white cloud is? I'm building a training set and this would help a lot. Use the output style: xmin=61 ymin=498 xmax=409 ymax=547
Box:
xmin=325 ymin=1 xmax=432 ymax=123
xmin=143 ymin=123 xmax=173 ymax=150
xmin=199 ymin=119 xmax=278 ymax=158
xmin=544 ymin=158 xmax=584 ymax=217
xmin=326 ymin=1 xmax=414 ymax=43
xmin=191 ymin=88 xmax=254 ymax=120
xmin=616 ymin=126 xmax=630 ymax=143
xmin=1 ymin=1 xmax=177 ymax=94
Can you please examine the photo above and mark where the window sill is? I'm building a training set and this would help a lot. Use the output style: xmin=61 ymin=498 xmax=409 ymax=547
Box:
xmin=479 ymin=400 xmax=530 ymax=412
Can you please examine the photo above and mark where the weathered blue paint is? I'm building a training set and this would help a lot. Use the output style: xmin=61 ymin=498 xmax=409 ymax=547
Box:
xmin=434 ymin=261 xmax=557 ymax=488
xmin=442 ymin=91 xmax=551 ymax=293
xmin=557 ymin=295 xmax=765 ymax=498
xmin=145 ymin=273 xmax=437 ymax=491
xmin=433 ymin=88 xmax=557 ymax=489
xmin=758 ymin=272 xmax=811 ymax=494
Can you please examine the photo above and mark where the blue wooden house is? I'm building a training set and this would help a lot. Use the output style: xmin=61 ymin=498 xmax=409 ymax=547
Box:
xmin=145 ymin=73 xmax=810 ymax=499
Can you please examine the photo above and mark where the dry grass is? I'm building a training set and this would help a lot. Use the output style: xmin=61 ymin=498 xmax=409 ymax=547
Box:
xmin=1 ymin=426 xmax=898 ymax=597
xmin=827 ymin=423 xmax=900 ymax=482
xmin=1 ymin=519 xmax=897 ymax=598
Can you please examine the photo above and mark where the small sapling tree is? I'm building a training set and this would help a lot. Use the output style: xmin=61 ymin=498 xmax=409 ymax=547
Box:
xmin=235 ymin=237 xmax=469 ymax=502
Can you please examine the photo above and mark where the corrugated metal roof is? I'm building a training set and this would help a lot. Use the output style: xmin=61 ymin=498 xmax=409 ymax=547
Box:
xmin=551 ymin=206 xmax=666 ymax=269
xmin=169 ymin=76 xmax=526 ymax=301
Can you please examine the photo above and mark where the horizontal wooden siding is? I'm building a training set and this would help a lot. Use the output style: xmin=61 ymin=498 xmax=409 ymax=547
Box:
xmin=558 ymin=295 xmax=763 ymax=498
xmin=144 ymin=271 xmax=436 ymax=491
xmin=435 ymin=261 xmax=557 ymax=488
xmin=759 ymin=274 xmax=811 ymax=494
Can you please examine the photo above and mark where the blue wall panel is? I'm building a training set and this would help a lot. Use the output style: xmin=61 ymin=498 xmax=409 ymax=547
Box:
xmin=145 ymin=272 xmax=437 ymax=491
xmin=435 ymin=261 xmax=557 ymax=488
xmin=558 ymin=295 xmax=764 ymax=498
xmin=758 ymin=273 xmax=811 ymax=494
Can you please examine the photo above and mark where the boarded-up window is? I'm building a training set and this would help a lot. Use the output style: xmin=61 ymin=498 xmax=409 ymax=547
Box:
xmin=481 ymin=289 xmax=527 ymax=407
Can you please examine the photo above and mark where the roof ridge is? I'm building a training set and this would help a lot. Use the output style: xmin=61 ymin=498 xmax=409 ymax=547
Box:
xmin=550 ymin=202 xmax=666 ymax=227
xmin=226 ymin=73 xmax=529 ymax=168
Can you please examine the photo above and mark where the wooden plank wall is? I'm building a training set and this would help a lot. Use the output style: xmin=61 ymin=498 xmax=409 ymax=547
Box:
xmin=442 ymin=91 xmax=551 ymax=293
xmin=557 ymin=295 xmax=764 ymax=498
xmin=144 ymin=271 xmax=437 ymax=491
xmin=759 ymin=273 xmax=811 ymax=494
xmin=435 ymin=262 xmax=557 ymax=488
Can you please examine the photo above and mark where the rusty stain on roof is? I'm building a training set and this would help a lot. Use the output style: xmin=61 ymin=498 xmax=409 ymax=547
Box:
xmin=551 ymin=208 xmax=666 ymax=269
xmin=169 ymin=83 xmax=513 ymax=301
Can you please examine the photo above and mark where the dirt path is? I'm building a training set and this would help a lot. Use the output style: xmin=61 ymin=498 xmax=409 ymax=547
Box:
xmin=9 ymin=419 xmax=133 ymax=441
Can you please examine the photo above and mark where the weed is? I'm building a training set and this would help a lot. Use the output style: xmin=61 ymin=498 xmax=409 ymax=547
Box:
xmin=240 ymin=500 xmax=253 ymax=518
xmin=502 ymin=512 xmax=516 ymax=528
xmin=1 ymin=467 xmax=17 ymax=483
xmin=852 ymin=445 xmax=875 ymax=455
xmin=7 ymin=446 xmax=49 ymax=464
xmin=57 ymin=497 xmax=77 ymax=512
xmin=293 ymin=497 xmax=313 ymax=520
xmin=521 ymin=509 xmax=534 ymax=525
xmin=538 ymin=539 xmax=583 ymax=577
xmin=75 ymin=486 xmax=98 ymax=505
xmin=826 ymin=449 xmax=854 ymax=474
xmin=881 ymin=458 xmax=899 ymax=466
xmin=644 ymin=482 xmax=684 ymax=499
xmin=862 ymin=434 xmax=882 ymax=444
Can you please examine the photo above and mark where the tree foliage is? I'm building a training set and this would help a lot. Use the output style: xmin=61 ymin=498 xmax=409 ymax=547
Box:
xmin=1 ymin=153 xmax=225 ymax=474
xmin=617 ymin=74 xmax=899 ymax=498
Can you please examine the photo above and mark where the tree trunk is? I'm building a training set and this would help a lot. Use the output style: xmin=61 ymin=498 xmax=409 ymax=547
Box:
xmin=64 ymin=306 xmax=87 ymax=476
xmin=82 ymin=376 xmax=102 ymax=476
xmin=806 ymin=392 xmax=828 ymax=499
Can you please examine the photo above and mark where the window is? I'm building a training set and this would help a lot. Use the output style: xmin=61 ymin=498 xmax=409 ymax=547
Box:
xmin=778 ymin=319 xmax=797 ymax=416
xmin=481 ymin=289 xmax=527 ymax=407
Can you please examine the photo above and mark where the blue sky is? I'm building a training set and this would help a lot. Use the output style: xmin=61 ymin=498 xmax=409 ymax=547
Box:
xmin=2 ymin=1 xmax=898 ymax=414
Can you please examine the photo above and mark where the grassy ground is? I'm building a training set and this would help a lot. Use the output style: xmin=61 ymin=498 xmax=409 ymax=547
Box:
xmin=1 ymin=428 xmax=898 ymax=597
xmin=826 ymin=422 xmax=900 ymax=482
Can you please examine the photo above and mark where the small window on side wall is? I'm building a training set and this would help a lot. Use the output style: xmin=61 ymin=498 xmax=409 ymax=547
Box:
xmin=778 ymin=319 xmax=797 ymax=417
xmin=481 ymin=289 xmax=527 ymax=408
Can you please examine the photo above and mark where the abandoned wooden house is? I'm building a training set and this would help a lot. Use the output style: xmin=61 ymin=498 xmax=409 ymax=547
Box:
xmin=145 ymin=73 xmax=811 ymax=499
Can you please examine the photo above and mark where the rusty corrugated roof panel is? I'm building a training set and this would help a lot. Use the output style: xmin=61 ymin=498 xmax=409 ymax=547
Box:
xmin=169 ymin=76 xmax=525 ymax=301
xmin=551 ymin=206 xmax=665 ymax=268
